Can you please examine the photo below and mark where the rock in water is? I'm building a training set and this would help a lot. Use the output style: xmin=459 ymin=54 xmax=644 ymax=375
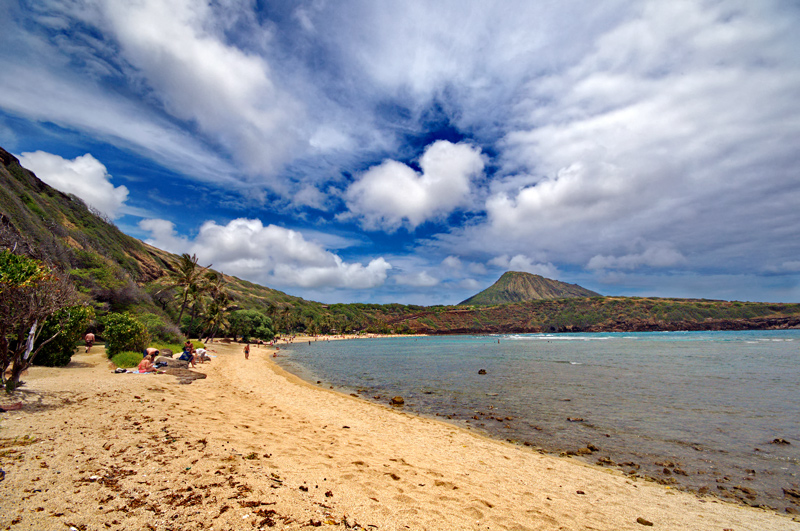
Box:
xmin=390 ymin=396 xmax=404 ymax=406
xmin=478 ymin=369 xmax=487 ymax=375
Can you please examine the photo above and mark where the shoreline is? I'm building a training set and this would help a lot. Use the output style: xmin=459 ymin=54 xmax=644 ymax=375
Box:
xmin=275 ymin=332 xmax=800 ymax=513
xmin=1 ymin=342 xmax=798 ymax=530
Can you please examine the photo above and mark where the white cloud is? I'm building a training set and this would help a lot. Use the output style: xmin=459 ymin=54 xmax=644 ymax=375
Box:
xmin=454 ymin=0 xmax=800 ymax=277
xmin=139 ymin=217 xmax=391 ymax=289
xmin=489 ymin=254 xmax=560 ymax=278
xmin=138 ymin=218 xmax=191 ymax=253
xmin=345 ymin=140 xmax=484 ymax=230
xmin=587 ymin=243 xmax=686 ymax=270
xmin=293 ymin=185 xmax=328 ymax=210
xmin=18 ymin=151 xmax=129 ymax=219
xmin=441 ymin=256 xmax=462 ymax=269
xmin=459 ymin=278 xmax=481 ymax=290
xmin=395 ymin=271 xmax=439 ymax=287
xmin=99 ymin=0 xmax=303 ymax=179
xmin=763 ymin=261 xmax=800 ymax=274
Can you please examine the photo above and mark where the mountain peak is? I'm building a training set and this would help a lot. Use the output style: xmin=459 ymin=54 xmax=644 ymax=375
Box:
xmin=459 ymin=271 xmax=600 ymax=305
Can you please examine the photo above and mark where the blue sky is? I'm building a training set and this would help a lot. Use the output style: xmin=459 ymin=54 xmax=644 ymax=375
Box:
xmin=1 ymin=0 xmax=799 ymax=304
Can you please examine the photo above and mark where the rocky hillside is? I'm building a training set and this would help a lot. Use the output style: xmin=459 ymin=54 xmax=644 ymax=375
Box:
xmin=460 ymin=271 xmax=600 ymax=305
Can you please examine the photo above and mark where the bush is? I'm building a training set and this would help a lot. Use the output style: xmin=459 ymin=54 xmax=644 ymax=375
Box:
xmin=152 ymin=340 xmax=204 ymax=354
xmin=34 ymin=305 xmax=95 ymax=367
xmin=229 ymin=309 xmax=274 ymax=342
xmin=138 ymin=312 xmax=183 ymax=344
xmin=103 ymin=312 xmax=149 ymax=357
xmin=111 ymin=351 xmax=144 ymax=368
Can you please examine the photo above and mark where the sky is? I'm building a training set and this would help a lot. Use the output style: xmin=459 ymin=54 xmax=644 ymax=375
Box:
xmin=1 ymin=0 xmax=799 ymax=305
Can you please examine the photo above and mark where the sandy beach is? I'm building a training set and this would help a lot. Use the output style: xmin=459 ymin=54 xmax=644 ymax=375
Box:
xmin=1 ymin=341 xmax=798 ymax=531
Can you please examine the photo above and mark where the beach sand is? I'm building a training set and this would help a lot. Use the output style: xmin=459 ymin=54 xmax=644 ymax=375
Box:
xmin=1 ymin=341 xmax=797 ymax=530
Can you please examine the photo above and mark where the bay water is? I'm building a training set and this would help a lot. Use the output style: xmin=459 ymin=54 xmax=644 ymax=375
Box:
xmin=277 ymin=330 xmax=800 ymax=511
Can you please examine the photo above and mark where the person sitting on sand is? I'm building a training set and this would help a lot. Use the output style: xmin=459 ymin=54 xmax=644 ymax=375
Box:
xmin=138 ymin=354 xmax=156 ymax=373
xmin=178 ymin=341 xmax=197 ymax=368
xmin=84 ymin=332 xmax=95 ymax=353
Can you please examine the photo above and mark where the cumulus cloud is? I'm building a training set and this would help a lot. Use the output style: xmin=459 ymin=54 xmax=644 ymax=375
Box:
xmin=344 ymin=140 xmax=484 ymax=230
xmin=489 ymin=255 xmax=560 ymax=278
xmin=139 ymin=218 xmax=391 ymax=289
xmin=441 ymin=256 xmax=462 ymax=269
xmin=457 ymin=0 xmax=800 ymax=279
xmin=587 ymin=243 xmax=686 ymax=271
xmin=18 ymin=151 xmax=129 ymax=219
xmin=138 ymin=218 xmax=191 ymax=253
xmin=395 ymin=271 xmax=439 ymax=287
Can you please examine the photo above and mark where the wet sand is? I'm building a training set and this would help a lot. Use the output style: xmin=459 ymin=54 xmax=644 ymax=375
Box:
xmin=1 ymin=341 xmax=797 ymax=530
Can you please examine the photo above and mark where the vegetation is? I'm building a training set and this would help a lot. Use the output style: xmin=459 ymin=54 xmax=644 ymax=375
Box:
xmin=102 ymin=312 xmax=149 ymax=357
xmin=0 ymin=249 xmax=81 ymax=391
xmin=228 ymin=309 xmax=274 ymax=342
xmin=111 ymin=351 xmax=144 ymax=369
xmin=34 ymin=305 xmax=95 ymax=367
xmin=395 ymin=296 xmax=800 ymax=334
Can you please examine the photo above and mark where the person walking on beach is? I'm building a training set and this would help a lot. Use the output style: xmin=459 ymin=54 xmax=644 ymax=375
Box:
xmin=244 ymin=343 xmax=250 ymax=360
xmin=84 ymin=332 xmax=95 ymax=353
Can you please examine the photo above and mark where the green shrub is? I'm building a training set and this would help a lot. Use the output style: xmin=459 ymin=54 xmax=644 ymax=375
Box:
xmin=111 ymin=351 xmax=144 ymax=368
xmin=103 ymin=312 xmax=149 ymax=357
xmin=138 ymin=312 xmax=183 ymax=344
xmin=151 ymin=340 xmax=204 ymax=355
xmin=34 ymin=305 xmax=95 ymax=367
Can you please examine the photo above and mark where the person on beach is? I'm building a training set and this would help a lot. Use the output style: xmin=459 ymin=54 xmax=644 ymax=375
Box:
xmin=178 ymin=342 xmax=197 ymax=368
xmin=137 ymin=354 xmax=156 ymax=373
xmin=84 ymin=332 xmax=95 ymax=353
xmin=195 ymin=348 xmax=210 ymax=363
xmin=244 ymin=343 xmax=250 ymax=360
xmin=143 ymin=347 xmax=159 ymax=358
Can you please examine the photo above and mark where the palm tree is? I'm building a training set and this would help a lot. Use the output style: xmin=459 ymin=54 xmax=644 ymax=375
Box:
xmin=201 ymin=271 xmax=231 ymax=342
xmin=161 ymin=253 xmax=211 ymax=326
xmin=203 ymin=299 xmax=230 ymax=343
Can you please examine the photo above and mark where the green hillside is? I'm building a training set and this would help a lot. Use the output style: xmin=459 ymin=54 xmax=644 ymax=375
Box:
xmin=395 ymin=296 xmax=800 ymax=334
xmin=460 ymin=271 xmax=600 ymax=305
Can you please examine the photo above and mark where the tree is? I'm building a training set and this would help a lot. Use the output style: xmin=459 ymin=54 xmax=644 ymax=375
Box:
xmin=228 ymin=309 xmax=274 ymax=342
xmin=200 ymin=271 xmax=230 ymax=342
xmin=158 ymin=253 xmax=210 ymax=327
xmin=34 ymin=305 xmax=95 ymax=367
xmin=203 ymin=300 xmax=230 ymax=343
xmin=0 ymin=250 xmax=79 ymax=391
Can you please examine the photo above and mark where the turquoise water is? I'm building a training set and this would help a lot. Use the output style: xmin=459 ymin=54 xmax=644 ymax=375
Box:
xmin=277 ymin=330 xmax=800 ymax=511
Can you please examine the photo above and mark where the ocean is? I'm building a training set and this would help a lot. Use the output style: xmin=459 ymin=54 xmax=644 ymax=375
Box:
xmin=276 ymin=330 xmax=800 ymax=512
